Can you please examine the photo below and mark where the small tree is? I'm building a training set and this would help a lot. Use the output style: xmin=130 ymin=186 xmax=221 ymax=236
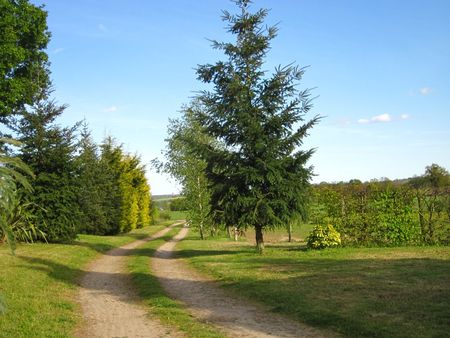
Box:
xmin=158 ymin=102 xmax=213 ymax=239
xmin=194 ymin=0 xmax=319 ymax=252
xmin=414 ymin=164 xmax=449 ymax=242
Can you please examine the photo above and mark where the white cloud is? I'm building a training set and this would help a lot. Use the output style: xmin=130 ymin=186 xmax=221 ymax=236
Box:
xmin=419 ymin=87 xmax=432 ymax=95
xmin=372 ymin=113 xmax=392 ymax=123
xmin=400 ymin=114 xmax=410 ymax=120
xmin=103 ymin=105 xmax=118 ymax=113
xmin=98 ymin=24 xmax=108 ymax=33
xmin=358 ymin=113 xmax=392 ymax=124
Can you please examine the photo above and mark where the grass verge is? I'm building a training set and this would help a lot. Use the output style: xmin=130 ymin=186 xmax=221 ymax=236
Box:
xmin=128 ymin=224 xmax=226 ymax=338
xmin=178 ymin=233 xmax=450 ymax=338
xmin=0 ymin=223 xmax=169 ymax=337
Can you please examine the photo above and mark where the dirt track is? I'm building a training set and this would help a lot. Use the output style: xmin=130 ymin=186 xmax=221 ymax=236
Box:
xmin=152 ymin=225 xmax=333 ymax=338
xmin=76 ymin=223 xmax=184 ymax=338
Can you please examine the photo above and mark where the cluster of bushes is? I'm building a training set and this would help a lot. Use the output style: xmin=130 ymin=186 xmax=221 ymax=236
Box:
xmin=308 ymin=164 xmax=450 ymax=246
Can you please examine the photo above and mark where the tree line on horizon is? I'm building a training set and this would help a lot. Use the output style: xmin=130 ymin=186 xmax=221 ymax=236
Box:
xmin=0 ymin=0 xmax=154 ymax=249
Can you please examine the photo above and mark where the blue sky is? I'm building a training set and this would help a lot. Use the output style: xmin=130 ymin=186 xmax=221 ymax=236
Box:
xmin=32 ymin=0 xmax=450 ymax=194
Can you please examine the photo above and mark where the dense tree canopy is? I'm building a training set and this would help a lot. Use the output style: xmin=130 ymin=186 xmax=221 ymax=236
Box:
xmin=0 ymin=0 xmax=51 ymax=125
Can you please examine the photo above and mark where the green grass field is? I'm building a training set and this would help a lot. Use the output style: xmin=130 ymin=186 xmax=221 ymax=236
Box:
xmin=178 ymin=227 xmax=450 ymax=338
xmin=0 ymin=223 xmax=169 ymax=337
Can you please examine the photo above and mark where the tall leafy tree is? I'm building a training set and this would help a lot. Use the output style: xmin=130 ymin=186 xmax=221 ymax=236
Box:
xmin=195 ymin=0 xmax=319 ymax=251
xmin=160 ymin=102 xmax=213 ymax=239
xmin=0 ymin=0 xmax=51 ymax=125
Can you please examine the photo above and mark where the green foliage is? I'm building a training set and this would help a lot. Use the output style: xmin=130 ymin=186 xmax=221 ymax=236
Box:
xmin=306 ymin=224 xmax=341 ymax=249
xmin=0 ymin=137 xmax=34 ymax=253
xmin=193 ymin=1 xmax=319 ymax=250
xmin=4 ymin=194 xmax=46 ymax=243
xmin=309 ymin=164 xmax=450 ymax=246
xmin=0 ymin=138 xmax=33 ymax=254
xmin=13 ymin=100 xmax=81 ymax=242
xmin=75 ymin=123 xmax=109 ymax=234
xmin=158 ymin=210 xmax=171 ymax=221
xmin=159 ymin=102 xmax=213 ymax=239
xmin=169 ymin=198 xmax=188 ymax=211
xmin=0 ymin=0 xmax=51 ymax=124
xmin=88 ymin=136 xmax=153 ymax=235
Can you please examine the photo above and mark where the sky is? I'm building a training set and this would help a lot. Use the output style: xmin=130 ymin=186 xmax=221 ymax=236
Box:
xmin=31 ymin=0 xmax=450 ymax=194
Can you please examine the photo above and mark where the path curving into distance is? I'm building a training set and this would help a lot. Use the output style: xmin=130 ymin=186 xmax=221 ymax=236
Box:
xmin=152 ymin=225 xmax=336 ymax=338
xmin=77 ymin=223 xmax=184 ymax=338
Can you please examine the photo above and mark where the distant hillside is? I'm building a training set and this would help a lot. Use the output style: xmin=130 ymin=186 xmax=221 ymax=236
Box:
xmin=152 ymin=194 xmax=181 ymax=201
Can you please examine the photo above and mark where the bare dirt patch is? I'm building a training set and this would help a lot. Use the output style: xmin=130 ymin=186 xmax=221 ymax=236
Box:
xmin=77 ymin=224 xmax=184 ymax=338
xmin=152 ymin=226 xmax=336 ymax=338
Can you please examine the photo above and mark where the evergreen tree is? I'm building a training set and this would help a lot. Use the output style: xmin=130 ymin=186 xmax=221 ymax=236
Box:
xmin=195 ymin=0 xmax=319 ymax=251
xmin=135 ymin=164 xmax=151 ymax=228
xmin=99 ymin=137 xmax=152 ymax=234
xmin=99 ymin=136 xmax=124 ymax=235
xmin=75 ymin=123 xmax=109 ymax=234
xmin=119 ymin=155 xmax=140 ymax=232
xmin=13 ymin=100 xmax=81 ymax=242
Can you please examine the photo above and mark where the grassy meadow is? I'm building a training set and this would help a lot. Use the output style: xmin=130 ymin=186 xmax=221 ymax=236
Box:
xmin=0 ymin=223 xmax=170 ymax=337
xmin=178 ymin=227 xmax=450 ymax=338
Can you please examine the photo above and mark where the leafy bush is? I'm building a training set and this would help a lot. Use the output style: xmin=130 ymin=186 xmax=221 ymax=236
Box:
xmin=158 ymin=211 xmax=171 ymax=220
xmin=307 ymin=224 xmax=341 ymax=249
xmin=169 ymin=197 xmax=188 ymax=211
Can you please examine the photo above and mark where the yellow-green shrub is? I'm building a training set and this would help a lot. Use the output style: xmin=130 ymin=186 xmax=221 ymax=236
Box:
xmin=307 ymin=224 xmax=341 ymax=249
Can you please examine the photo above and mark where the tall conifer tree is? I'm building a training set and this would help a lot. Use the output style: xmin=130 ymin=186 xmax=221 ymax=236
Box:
xmin=13 ymin=100 xmax=81 ymax=242
xmin=195 ymin=0 xmax=319 ymax=251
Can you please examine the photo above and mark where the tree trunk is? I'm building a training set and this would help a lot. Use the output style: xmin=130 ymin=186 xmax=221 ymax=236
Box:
xmin=288 ymin=222 xmax=292 ymax=242
xmin=233 ymin=227 xmax=238 ymax=241
xmin=416 ymin=190 xmax=426 ymax=241
xmin=210 ymin=224 xmax=216 ymax=237
xmin=226 ymin=225 xmax=231 ymax=238
xmin=255 ymin=225 xmax=264 ymax=253
xmin=426 ymin=194 xmax=437 ymax=243
xmin=198 ymin=176 xmax=205 ymax=240
xmin=199 ymin=220 xmax=204 ymax=240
